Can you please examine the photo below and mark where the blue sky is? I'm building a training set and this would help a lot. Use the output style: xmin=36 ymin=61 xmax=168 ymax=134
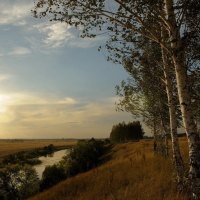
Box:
xmin=0 ymin=0 xmax=138 ymax=139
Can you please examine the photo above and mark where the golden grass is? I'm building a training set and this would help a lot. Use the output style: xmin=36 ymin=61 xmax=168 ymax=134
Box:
xmin=29 ymin=138 xmax=189 ymax=200
xmin=0 ymin=139 xmax=76 ymax=161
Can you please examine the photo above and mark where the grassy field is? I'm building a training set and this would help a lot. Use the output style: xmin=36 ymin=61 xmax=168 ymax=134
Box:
xmin=0 ymin=139 xmax=76 ymax=161
xmin=29 ymin=137 xmax=189 ymax=200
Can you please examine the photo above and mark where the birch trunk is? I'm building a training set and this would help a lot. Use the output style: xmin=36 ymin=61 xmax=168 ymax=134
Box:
xmin=164 ymin=0 xmax=200 ymax=198
xmin=160 ymin=114 xmax=169 ymax=156
xmin=161 ymin=27 xmax=184 ymax=184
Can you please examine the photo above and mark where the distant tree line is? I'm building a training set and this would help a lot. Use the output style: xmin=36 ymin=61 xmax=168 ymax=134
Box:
xmin=110 ymin=121 xmax=144 ymax=143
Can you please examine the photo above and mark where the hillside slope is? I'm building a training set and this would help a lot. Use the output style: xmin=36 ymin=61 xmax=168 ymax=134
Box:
xmin=29 ymin=139 xmax=189 ymax=200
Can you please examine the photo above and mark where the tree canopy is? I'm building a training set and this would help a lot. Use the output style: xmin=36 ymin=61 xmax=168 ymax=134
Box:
xmin=110 ymin=121 xmax=144 ymax=143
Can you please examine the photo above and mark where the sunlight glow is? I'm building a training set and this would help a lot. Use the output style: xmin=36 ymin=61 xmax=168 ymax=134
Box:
xmin=0 ymin=94 xmax=10 ymax=113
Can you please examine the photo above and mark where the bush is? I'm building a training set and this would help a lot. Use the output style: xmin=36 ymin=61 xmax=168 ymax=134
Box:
xmin=0 ymin=165 xmax=40 ymax=200
xmin=40 ymin=164 xmax=66 ymax=191
xmin=110 ymin=121 xmax=144 ymax=143
xmin=65 ymin=138 xmax=108 ymax=176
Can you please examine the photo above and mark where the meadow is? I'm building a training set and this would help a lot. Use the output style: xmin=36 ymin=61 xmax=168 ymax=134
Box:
xmin=29 ymin=137 xmax=189 ymax=200
xmin=0 ymin=139 xmax=76 ymax=161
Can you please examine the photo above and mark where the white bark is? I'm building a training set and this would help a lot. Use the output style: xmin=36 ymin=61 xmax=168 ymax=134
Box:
xmin=164 ymin=0 xmax=200 ymax=198
xmin=161 ymin=27 xmax=184 ymax=184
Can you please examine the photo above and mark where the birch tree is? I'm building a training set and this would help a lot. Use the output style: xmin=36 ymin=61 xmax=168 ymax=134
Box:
xmin=163 ymin=1 xmax=200 ymax=198
xmin=105 ymin=22 xmax=185 ymax=179
xmin=115 ymin=38 xmax=183 ymax=164
xmin=160 ymin=27 xmax=185 ymax=185
xmin=33 ymin=0 xmax=200 ymax=198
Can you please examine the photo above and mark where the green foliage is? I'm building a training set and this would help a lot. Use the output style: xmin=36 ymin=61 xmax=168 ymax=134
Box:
xmin=64 ymin=138 xmax=109 ymax=176
xmin=115 ymin=39 xmax=172 ymax=134
xmin=40 ymin=164 xmax=66 ymax=191
xmin=0 ymin=165 xmax=40 ymax=200
xmin=110 ymin=121 xmax=144 ymax=143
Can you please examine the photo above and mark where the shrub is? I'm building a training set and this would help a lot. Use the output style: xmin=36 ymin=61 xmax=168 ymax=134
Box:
xmin=40 ymin=165 xmax=66 ymax=191
xmin=65 ymin=138 xmax=108 ymax=176
xmin=0 ymin=165 xmax=40 ymax=200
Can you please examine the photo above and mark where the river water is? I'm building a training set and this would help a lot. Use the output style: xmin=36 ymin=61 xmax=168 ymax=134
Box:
xmin=34 ymin=149 xmax=69 ymax=179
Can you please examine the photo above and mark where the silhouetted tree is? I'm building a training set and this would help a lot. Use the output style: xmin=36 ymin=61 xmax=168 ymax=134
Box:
xmin=110 ymin=121 xmax=144 ymax=143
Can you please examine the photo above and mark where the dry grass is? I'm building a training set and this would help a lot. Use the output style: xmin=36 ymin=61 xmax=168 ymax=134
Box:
xmin=29 ymin=138 xmax=189 ymax=200
xmin=0 ymin=139 xmax=76 ymax=161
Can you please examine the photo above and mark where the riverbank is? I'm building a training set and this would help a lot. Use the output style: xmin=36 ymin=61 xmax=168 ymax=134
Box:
xmin=34 ymin=149 xmax=69 ymax=179
xmin=0 ymin=144 xmax=72 ymax=167
xmin=29 ymin=138 xmax=189 ymax=200
xmin=0 ymin=139 xmax=76 ymax=161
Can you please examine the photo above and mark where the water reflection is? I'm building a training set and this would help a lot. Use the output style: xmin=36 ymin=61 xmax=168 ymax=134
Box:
xmin=34 ymin=149 xmax=69 ymax=179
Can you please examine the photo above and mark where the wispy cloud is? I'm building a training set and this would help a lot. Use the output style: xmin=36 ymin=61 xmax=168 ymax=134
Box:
xmin=0 ymin=1 xmax=32 ymax=26
xmin=34 ymin=22 xmax=105 ymax=49
xmin=0 ymin=0 xmax=106 ymax=55
xmin=3 ymin=93 xmax=78 ymax=106
xmin=34 ymin=23 xmax=74 ymax=48
xmin=0 ymin=92 xmax=132 ymax=138
xmin=0 ymin=47 xmax=32 ymax=57
xmin=0 ymin=93 xmax=80 ymax=126
xmin=8 ymin=47 xmax=32 ymax=56
xmin=57 ymin=97 xmax=78 ymax=105
xmin=0 ymin=74 xmax=12 ymax=81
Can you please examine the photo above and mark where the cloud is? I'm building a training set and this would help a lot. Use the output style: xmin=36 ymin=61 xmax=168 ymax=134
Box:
xmin=57 ymin=97 xmax=78 ymax=105
xmin=0 ymin=1 xmax=105 ymax=57
xmin=3 ymin=93 xmax=77 ymax=106
xmin=0 ymin=47 xmax=32 ymax=57
xmin=8 ymin=47 xmax=32 ymax=56
xmin=0 ymin=74 xmax=12 ymax=81
xmin=34 ymin=23 xmax=74 ymax=48
xmin=34 ymin=22 xmax=106 ymax=49
xmin=0 ymin=1 xmax=32 ymax=26
xmin=0 ymin=92 xmax=133 ymax=138
xmin=0 ymin=93 xmax=80 ymax=126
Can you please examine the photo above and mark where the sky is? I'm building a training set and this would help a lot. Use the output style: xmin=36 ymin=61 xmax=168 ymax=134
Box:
xmin=0 ymin=0 xmax=141 ymax=139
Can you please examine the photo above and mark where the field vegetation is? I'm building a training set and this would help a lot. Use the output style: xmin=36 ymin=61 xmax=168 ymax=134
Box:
xmin=29 ymin=137 xmax=189 ymax=200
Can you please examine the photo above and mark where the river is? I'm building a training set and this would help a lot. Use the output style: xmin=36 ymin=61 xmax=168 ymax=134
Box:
xmin=34 ymin=149 xmax=69 ymax=179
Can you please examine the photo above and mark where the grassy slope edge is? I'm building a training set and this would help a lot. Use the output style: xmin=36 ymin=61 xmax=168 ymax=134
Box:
xmin=29 ymin=138 xmax=189 ymax=200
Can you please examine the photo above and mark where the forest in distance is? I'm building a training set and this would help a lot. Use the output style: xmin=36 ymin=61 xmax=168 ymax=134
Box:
xmin=0 ymin=0 xmax=200 ymax=200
